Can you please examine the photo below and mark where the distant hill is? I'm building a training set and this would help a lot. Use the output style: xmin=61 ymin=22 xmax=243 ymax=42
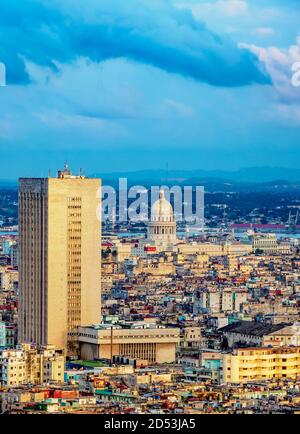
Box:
xmin=179 ymin=179 xmax=300 ymax=193
xmin=94 ymin=167 xmax=300 ymax=184
xmin=91 ymin=167 xmax=300 ymax=192
xmin=2 ymin=167 xmax=300 ymax=193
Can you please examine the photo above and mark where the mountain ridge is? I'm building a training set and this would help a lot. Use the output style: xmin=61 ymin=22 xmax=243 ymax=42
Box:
xmin=93 ymin=166 xmax=300 ymax=184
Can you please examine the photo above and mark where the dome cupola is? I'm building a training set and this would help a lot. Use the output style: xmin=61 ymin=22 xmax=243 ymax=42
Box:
xmin=147 ymin=189 xmax=177 ymax=246
xmin=151 ymin=189 xmax=174 ymax=223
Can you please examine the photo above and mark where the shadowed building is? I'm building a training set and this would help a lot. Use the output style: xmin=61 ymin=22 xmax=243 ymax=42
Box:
xmin=75 ymin=324 xmax=180 ymax=364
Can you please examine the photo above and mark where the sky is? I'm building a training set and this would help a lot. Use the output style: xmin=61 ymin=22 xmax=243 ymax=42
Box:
xmin=0 ymin=0 xmax=300 ymax=179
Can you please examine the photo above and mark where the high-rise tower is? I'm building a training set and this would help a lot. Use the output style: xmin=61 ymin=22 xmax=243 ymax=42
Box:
xmin=18 ymin=165 xmax=101 ymax=352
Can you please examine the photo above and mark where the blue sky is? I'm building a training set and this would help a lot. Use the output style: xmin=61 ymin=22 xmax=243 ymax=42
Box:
xmin=0 ymin=0 xmax=300 ymax=178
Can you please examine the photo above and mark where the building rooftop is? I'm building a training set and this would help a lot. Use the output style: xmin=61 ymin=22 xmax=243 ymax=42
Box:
xmin=219 ymin=321 xmax=289 ymax=337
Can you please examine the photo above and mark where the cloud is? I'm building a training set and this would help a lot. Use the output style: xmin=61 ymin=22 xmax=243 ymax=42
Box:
xmin=215 ymin=0 xmax=248 ymax=17
xmin=177 ymin=0 xmax=248 ymax=19
xmin=241 ymin=36 xmax=300 ymax=103
xmin=0 ymin=0 xmax=269 ymax=87
xmin=241 ymin=36 xmax=300 ymax=125
xmin=273 ymin=104 xmax=300 ymax=126
xmin=253 ymin=27 xmax=274 ymax=37
xmin=162 ymin=99 xmax=195 ymax=118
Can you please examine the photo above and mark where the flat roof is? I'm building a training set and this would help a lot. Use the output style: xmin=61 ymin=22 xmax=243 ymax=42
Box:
xmin=219 ymin=321 xmax=289 ymax=337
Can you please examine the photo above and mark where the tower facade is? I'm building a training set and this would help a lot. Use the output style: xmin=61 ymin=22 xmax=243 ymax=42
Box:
xmin=147 ymin=189 xmax=176 ymax=246
xmin=18 ymin=167 xmax=101 ymax=352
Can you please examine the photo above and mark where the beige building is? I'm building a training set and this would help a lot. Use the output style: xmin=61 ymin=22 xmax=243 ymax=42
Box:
xmin=0 ymin=267 xmax=18 ymax=290
xmin=252 ymin=233 xmax=278 ymax=254
xmin=177 ymin=242 xmax=223 ymax=257
xmin=18 ymin=166 xmax=101 ymax=352
xmin=111 ymin=241 xmax=132 ymax=262
xmin=182 ymin=326 xmax=201 ymax=349
xmin=223 ymin=346 xmax=300 ymax=384
xmin=0 ymin=344 xmax=64 ymax=387
xmin=177 ymin=242 xmax=252 ymax=257
xmin=134 ymin=257 xmax=175 ymax=276
xmin=262 ymin=324 xmax=300 ymax=347
xmin=225 ymin=243 xmax=252 ymax=256
xmin=75 ymin=324 xmax=180 ymax=364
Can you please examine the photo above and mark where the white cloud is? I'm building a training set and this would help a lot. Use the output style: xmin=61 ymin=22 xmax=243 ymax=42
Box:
xmin=241 ymin=37 xmax=300 ymax=125
xmin=241 ymin=36 xmax=300 ymax=104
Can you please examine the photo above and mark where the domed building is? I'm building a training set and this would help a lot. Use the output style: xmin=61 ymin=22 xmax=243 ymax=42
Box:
xmin=147 ymin=189 xmax=177 ymax=246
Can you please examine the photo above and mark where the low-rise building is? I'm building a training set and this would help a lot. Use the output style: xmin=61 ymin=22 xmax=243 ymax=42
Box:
xmin=262 ymin=324 xmax=300 ymax=347
xmin=219 ymin=321 xmax=288 ymax=348
xmin=74 ymin=324 xmax=180 ymax=364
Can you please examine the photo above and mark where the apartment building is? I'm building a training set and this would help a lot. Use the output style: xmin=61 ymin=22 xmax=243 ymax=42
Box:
xmin=223 ymin=346 xmax=300 ymax=384
xmin=0 ymin=344 xmax=64 ymax=387
xmin=195 ymin=288 xmax=248 ymax=314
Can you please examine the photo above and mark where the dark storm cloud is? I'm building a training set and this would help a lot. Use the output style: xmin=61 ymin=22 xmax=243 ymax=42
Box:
xmin=0 ymin=0 xmax=270 ymax=86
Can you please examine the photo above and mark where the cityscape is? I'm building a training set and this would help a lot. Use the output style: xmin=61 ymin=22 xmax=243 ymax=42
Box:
xmin=2 ymin=167 xmax=300 ymax=415
xmin=0 ymin=0 xmax=300 ymax=422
